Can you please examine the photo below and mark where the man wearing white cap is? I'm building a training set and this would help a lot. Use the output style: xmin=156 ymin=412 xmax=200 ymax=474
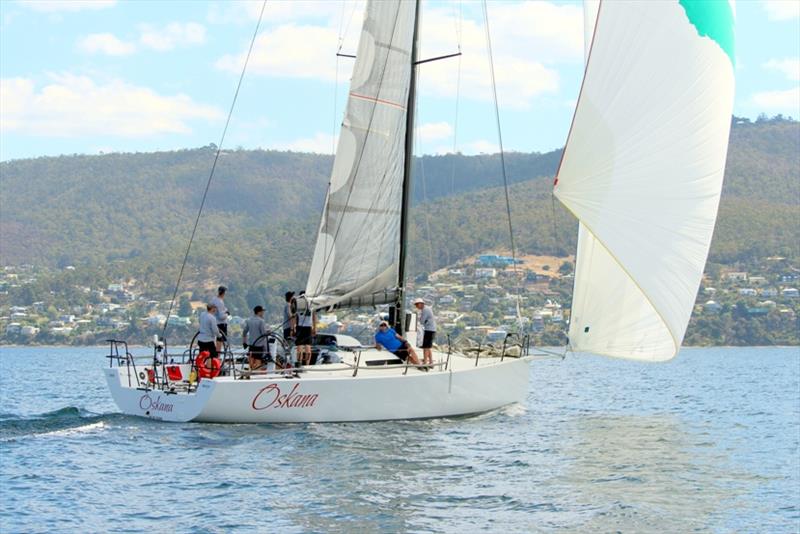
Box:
xmin=413 ymin=298 xmax=435 ymax=369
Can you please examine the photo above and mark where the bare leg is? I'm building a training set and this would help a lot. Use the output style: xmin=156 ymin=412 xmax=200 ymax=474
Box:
xmin=424 ymin=348 xmax=432 ymax=365
xmin=407 ymin=347 xmax=421 ymax=366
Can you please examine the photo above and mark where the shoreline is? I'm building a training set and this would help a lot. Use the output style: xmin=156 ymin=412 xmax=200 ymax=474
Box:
xmin=1 ymin=343 xmax=798 ymax=349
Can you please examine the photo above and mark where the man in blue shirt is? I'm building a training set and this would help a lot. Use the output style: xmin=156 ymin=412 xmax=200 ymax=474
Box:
xmin=374 ymin=321 xmax=421 ymax=367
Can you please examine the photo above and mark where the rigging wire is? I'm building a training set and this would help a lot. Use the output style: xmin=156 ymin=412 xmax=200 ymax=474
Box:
xmin=340 ymin=0 xmax=362 ymax=50
xmin=481 ymin=0 xmax=525 ymax=333
xmin=324 ymin=1 xmax=350 ymax=244
xmin=332 ymin=0 xmax=348 ymax=155
xmin=161 ymin=0 xmax=268 ymax=339
xmin=409 ymin=5 xmax=436 ymax=276
xmin=414 ymin=91 xmax=436 ymax=275
xmin=444 ymin=0 xmax=463 ymax=267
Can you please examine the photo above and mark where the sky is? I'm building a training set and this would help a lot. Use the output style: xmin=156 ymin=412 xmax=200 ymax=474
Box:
xmin=1 ymin=0 xmax=798 ymax=162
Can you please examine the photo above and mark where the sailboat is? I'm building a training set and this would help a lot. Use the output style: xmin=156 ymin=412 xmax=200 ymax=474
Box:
xmin=104 ymin=0 xmax=735 ymax=423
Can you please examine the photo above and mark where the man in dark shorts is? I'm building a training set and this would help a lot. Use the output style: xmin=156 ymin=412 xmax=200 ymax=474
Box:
xmin=211 ymin=286 xmax=230 ymax=352
xmin=243 ymin=305 xmax=269 ymax=371
xmin=413 ymin=298 xmax=436 ymax=368
xmin=197 ymin=303 xmax=220 ymax=358
xmin=293 ymin=291 xmax=315 ymax=366
xmin=374 ymin=321 xmax=421 ymax=367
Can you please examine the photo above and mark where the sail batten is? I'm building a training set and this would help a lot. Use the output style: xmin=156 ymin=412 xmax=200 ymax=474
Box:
xmin=305 ymin=0 xmax=417 ymax=310
xmin=556 ymin=1 xmax=735 ymax=362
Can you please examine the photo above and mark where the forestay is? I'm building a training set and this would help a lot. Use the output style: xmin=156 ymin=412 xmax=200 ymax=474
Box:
xmin=555 ymin=1 xmax=735 ymax=361
xmin=305 ymin=0 xmax=416 ymax=310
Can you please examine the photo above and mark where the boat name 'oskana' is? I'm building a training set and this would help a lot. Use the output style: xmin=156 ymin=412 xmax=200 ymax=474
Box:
xmin=139 ymin=393 xmax=174 ymax=413
xmin=252 ymin=383 xmax=319 ymax=410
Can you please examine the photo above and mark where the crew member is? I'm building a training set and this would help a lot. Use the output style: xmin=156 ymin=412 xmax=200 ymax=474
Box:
xmin=211 ymin=286 xmax=230 ymax=352
xmin=198 ymin=303 xmax=220 ymax=358
xmin=283 ymin=291 xmax=295 ymax=342
xmin=413 ymin=298 xmax=436 ymax=369
xmin=294 ymin=291 xmax=315 ymax=366
xmin=243 ymin=305 xmax=270 ymax=371
xmin=374 ymin=320 xmax=421 ymax=368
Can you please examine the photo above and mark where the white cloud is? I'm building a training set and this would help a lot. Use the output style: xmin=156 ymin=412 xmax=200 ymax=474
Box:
xmin=139 ymin=22 xmax=206 ymax=52
xmin=207 ymin=0 xmax=346 ymax=26
xmin=752 ymin=87 xmax=800 ymax=112
xmin=78 ymin=33 xmax=135 ymax=56
xmin=762 ymin=0 xmax=800 ymax=20
xmin=0 ymin=74 xmax=222 ymax=137
xmin=216 ymin=1 xmax=573 ymax=109
xmin=272 ymin=132 xmax=336 ymax=154
xmin=17 ymin=0 xmax=115 ymax=12
xmin=763 ymin=58 xmax=800 ymax=81
xmin=216 ymin=24 xmax=340 ymax=80
xmin=416 ymin=3 xmax=578 ymax=109
xmin=418 ymin=122 xmax=453 ymax=142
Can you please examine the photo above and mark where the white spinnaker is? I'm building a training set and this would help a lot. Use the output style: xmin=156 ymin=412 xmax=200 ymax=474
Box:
xmin=555 ymin=1 xmax=735 ymax=361
xmin=305 ymin=0 xmax=416 ymax=309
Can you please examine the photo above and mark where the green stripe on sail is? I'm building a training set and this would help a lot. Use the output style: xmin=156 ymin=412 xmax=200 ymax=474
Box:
xmin=679 ymin=0 xmax=735 ymax=66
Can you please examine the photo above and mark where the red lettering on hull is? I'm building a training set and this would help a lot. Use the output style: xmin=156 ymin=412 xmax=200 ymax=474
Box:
xmin=252 ymin=383 xmax=319 ymax=410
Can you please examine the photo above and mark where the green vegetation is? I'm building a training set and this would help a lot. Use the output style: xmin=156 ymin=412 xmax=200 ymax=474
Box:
xmin=0 ymin=115 xmax=797 ymax=346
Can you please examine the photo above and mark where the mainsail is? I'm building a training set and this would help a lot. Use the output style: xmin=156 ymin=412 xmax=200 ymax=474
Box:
xmin=305 ymin=0 xmax=417 ymax=310
xmin=555 ymin=1 xmax=736 ymax=361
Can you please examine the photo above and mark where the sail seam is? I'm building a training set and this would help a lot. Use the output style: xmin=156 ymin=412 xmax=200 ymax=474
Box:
xmin=349 ymin=92 xmax=406 ymax=110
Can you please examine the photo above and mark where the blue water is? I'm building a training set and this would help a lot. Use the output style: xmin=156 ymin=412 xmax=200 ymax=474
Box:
xmin=0 ymin=346 xmax=798 ymax=533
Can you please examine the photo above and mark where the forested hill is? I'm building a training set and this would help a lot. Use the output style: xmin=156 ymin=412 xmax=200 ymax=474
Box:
xmin=0 ymin=115 xmax=797 ymax=297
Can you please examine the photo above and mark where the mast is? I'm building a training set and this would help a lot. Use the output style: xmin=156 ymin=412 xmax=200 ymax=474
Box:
xmin=393 ymin=0 xmax=420 ymax=335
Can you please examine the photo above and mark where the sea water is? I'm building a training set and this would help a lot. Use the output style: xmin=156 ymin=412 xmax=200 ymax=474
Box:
xmin=0 ymin=346 xmax=797 ymax=533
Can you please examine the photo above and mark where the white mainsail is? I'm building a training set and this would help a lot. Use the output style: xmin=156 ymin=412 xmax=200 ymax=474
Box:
xmin=305 ymin=0 xmax=417 ymax=310
xmin=555 ymin=1 xmax=736 ymax=361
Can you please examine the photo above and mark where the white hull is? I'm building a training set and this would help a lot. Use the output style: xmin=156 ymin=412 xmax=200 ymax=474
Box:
xmin=105 ymin=350 xmax=530 ymax=423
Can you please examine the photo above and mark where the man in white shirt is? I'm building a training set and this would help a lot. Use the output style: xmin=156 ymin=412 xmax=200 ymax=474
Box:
xmin=413 ymin=298 xmax=436 ymax=368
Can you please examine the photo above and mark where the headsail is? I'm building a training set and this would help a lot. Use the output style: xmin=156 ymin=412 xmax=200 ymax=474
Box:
xmin=555 ymin=1 xmax=736 ymax=361
xmin=305 ymin=0 xmax=417 ymax=310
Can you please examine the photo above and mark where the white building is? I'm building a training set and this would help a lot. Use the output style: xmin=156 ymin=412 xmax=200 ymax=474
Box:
xmin=475 ymin=268 xmax=497 ymax=279
xmin=20 ymin=326 xmax=39 ymax=336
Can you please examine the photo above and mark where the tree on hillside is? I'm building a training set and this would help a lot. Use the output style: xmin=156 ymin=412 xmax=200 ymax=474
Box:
xmin=178 ymin=295 xmax=192 ymax=317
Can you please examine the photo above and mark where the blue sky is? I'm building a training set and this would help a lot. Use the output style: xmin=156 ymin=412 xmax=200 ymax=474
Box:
xmin=1 ymin=0 xmax=798 ymax=161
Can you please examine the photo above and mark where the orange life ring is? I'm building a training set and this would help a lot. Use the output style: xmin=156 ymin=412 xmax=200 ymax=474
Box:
xmin=196 ymin=350 xmax=221 ymax=380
